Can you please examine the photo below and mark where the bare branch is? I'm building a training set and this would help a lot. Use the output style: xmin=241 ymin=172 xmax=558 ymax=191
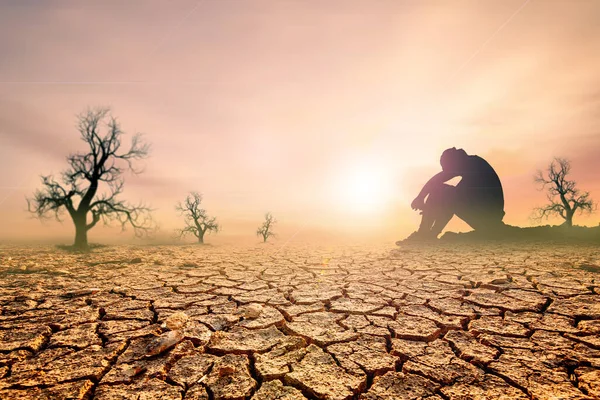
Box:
xmin=256 ymin=212 xmax=277 ymax=242
xmin=27 ymin=175 xmax=76 ymax=222
xmin=64 ymin=107 xmax=150 ymax=187
xmin=90 ymin=197 xmax=154 ymax=235
xmin=28 ymin=107 xmax=154 ymax=248
xmin=175 ymin=192 xmax=220 ymax=242
xmin=175 ymin=225 xmax=198 ymax=239
xmin=532 ymin=157 xmax=595 ymax=226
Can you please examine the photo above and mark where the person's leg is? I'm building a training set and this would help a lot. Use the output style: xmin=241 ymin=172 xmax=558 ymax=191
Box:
xmin=418 ymin=184 xmax=456 ymax=238
xmin=454 ymin=189 xmax=505 ymax=232
xmin=457 ymin=211 xmax=505 ymax=231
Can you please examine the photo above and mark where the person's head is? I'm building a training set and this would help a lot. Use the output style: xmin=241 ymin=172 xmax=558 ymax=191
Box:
xmin=440 ymin=147 xmax=468 ymax=170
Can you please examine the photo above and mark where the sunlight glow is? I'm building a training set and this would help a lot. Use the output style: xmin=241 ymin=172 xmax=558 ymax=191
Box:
xmin=333 ymin=159 xmax=395 ymax=214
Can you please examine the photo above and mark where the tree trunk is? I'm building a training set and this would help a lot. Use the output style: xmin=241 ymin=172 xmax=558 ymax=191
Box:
xmin=73 ymin=218 xmax=88 ymax=249
xmin=564 ymin=213 xmax=574 ymax=227
xmin=197 ymin=231 xmax=204 ymax=244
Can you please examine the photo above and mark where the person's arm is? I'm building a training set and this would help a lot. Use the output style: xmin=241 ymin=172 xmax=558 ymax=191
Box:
xmin=411 ymin=170 xmax=460 ymax=211
xmin=416 ymin=170 xmax=459 ymax=199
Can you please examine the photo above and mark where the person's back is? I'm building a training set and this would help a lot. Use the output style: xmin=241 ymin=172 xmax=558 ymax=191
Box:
xmin=457 ymin=155 xmax=504 ymax=210
xmin=451 ymin=154 xmax=505 ymax=228
xmin=458 ymin=155 xmax=503 ymax=188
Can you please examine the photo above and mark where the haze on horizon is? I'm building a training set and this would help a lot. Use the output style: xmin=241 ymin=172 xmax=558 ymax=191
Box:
xmin=1 ymin=0 xmax=599 ymax=245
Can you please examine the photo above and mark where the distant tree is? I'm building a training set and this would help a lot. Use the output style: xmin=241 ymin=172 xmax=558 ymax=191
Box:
xmin=27 ymin=107 xmax=153 ymax=250
xmin=175 ymin=192 xmax=220 ymax=244
xmin=533 ymin=157 xmax=595 ymax=227
xmin=256 ymin=212 xmax=276 ymax=242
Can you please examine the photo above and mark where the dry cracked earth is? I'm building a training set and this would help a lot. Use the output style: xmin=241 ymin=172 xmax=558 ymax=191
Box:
xmin=1 ymin=243 xmax=600 ymax=400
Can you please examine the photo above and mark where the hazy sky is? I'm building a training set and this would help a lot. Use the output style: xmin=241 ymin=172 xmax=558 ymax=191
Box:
xmin=1 ymin=0 xmax=599 ymax=244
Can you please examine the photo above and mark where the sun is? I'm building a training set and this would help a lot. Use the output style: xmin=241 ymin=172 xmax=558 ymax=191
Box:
xmin=333 ymin=159 xmax=395 ymax=213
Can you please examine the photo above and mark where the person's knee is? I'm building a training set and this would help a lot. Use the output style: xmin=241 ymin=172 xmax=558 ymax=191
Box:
xmin=436 ymin=183 xmax=456 ymax=194
xmin=425 ymin=184 xmax=456 ymax=214
xmin=427 ymin=184 xmax=455 ymax=204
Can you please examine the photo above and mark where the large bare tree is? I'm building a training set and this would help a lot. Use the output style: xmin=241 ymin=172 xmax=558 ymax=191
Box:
xmin=256 ymin=212 xmax=276 ymax=242
xmin=27 ymin=107 xmax=153 ymax=249
xmin=175 ymin=192 xmax=220 ymax=244
xmin=533 ymin=157 xmax=594 ymax=227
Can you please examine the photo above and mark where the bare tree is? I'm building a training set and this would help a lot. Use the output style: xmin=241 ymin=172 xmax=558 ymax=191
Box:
xmin=175 ymin=192 xmax=220 ymax=244
xmin=256 ymin=212 xmax=276 ymax=242
xmin=533 ymin=157 xmax=594 ymax=227
xmin=27 ymin=107 xmax=153 ymax=249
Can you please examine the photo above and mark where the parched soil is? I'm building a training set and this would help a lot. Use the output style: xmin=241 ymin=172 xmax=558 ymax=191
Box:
xmin=0 ymin=242 xmax=599 ymax=399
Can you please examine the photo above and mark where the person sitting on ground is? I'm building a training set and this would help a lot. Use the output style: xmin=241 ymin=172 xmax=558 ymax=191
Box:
xmin=402 ymin=147 xmax=505 ymax=242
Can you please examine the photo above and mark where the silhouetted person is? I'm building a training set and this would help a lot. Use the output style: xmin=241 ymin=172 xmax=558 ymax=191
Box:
xmin=403 ymin=147 xmax=505 ymax=242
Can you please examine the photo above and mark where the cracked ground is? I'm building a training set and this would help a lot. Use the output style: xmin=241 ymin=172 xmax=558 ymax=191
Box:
xmin=1 ymin=243 xmax=600 ymax=400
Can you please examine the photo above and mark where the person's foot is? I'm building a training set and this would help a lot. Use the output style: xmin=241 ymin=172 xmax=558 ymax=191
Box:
xmin=395 ymin=231 xmax=437 ymax=245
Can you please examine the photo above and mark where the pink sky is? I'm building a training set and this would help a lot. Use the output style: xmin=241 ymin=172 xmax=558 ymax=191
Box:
xmin=1 ymin=0 xmax=599 ymax=244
